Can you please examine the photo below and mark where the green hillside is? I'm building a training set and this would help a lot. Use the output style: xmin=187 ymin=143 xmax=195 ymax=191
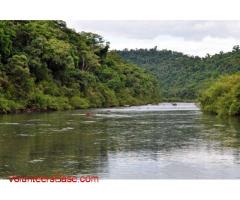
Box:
xmin=116 ymin=47 xmax=240 ymax=101
xmin=0 ymin=21 xmax=160 ymax=113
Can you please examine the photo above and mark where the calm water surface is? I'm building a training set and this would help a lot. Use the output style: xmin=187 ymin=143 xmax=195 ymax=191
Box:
xmin=0 ymin=103 xmax=240 ymax=179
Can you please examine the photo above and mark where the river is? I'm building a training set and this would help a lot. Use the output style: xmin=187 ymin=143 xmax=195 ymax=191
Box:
xmin=0 ymin=103 xmax=240 ymax=179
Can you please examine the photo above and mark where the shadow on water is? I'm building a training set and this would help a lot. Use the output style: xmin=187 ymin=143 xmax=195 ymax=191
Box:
xmin=0 ymin=111 xmax=110 ymax=178
xmin=0 ymin=103 xmax=240 ymax=178
xmin=199 ymin=114 xmax=240 ymax=159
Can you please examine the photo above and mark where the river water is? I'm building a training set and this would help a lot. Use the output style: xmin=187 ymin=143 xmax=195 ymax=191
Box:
xmin=0 ymin=103 xmax=240 ymax=179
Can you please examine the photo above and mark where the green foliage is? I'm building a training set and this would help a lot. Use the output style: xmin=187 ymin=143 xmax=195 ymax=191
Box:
xmin=29 ymin=93 xmax=55 ymax=110
xmin=29 ymin=58 xmax=49 ymax=82
xmin=116 ymin=47 xmax=240 ymax=101
xmin=0 ymin=96 xmax=23 ymax=113
xmin=0 ymin=21 xmax=160 ymax=113
xmin=199 ymin=74 xmax=240 ymax=116
xmin=7 ymin=54 xmax=35 ymax=99
xmin=43 ymin=38 xmax=76 ymax=73
xmin=97 ymin=84 xmax=118 ymax=107
xmin=30 ymin=93 xmax=71 ymax=111
xmin=0 ymin=21 xmax=15 ymax=63
xmin=70 ymin=96 xmax=89 ymax=109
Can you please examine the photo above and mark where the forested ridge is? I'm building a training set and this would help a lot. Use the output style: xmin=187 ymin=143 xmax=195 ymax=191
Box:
xmin=116 ymin=47 xmax=240 ymax=101
xmin=0 ymin=21 xmax=160 ymax=113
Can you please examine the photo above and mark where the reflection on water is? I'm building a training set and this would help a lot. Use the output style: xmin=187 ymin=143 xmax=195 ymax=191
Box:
xmin=0 ymin=103 xmax=240 ymax=179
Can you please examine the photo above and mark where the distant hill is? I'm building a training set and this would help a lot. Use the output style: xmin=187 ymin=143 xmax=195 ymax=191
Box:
xmin=116 ymin=47 xmax=240 ymax=101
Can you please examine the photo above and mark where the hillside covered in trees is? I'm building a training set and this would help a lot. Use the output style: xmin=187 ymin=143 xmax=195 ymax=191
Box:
xmin=116 ymin=47 xmax=240 ymax=101
xmin=0 ymin=21 xmax=160 ymax=113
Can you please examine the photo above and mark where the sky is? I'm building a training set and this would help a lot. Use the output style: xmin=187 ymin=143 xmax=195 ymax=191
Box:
xmin=66 ymin=21 xmax=240 ymax=57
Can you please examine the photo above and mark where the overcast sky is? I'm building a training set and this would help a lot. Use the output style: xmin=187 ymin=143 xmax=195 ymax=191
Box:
xmin=66 ymin=21 xmax=240 ymax=57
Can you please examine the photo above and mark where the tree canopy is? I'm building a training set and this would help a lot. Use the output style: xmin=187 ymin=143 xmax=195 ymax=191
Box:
xmin=116 ymin=47 xmax=240 ymax=101
xmin=0 ymin=21 xmax=160 ymax=113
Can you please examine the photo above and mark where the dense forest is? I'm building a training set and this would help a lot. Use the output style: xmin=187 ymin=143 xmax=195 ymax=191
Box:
xmin=199 ymin=74 xmax=240 ymax=116
xmin=1 ymin=20 xmax=240 ymax=116
xmin=0 ymin=21 xmax=160 ymax=113
xmin=116 ymin=47 xmax=240 ymax=101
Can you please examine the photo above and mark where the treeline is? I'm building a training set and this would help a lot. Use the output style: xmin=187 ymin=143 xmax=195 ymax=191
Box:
xmin=116 ymin=46 xmax=240 ymax=101
xmin=0 ymin=21 xmax=160 ymax=113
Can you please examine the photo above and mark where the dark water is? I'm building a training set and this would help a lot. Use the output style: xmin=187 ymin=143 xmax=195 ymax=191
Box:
xmin=0 ymin=103 xmax=240 ymax=179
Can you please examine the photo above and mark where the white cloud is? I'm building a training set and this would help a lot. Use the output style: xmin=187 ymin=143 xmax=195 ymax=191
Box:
xmin=104 ymin=34 xmax=238 ymax=57
xmin=66 ymin=20 xmax=240 ymax=57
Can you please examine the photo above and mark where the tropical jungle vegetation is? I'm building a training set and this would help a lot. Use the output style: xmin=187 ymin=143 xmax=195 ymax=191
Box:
xmin=1 ymin=20 xmax=240 ymax=117
xmin=0 ymin=20 xmax=160 ymax=113
xmin=199 ymin=73 xmax=240 ymax=116
xmin=116 ymin=46 xmax=240 ymax=101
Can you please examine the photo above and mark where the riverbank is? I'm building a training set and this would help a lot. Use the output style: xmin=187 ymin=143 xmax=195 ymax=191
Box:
xmin=0 ymin=99 xmax=162 ymax=115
